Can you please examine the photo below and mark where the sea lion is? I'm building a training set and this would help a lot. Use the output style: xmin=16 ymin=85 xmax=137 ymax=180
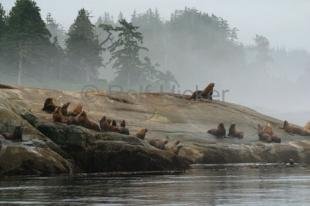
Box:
xmin=42 ymin=98 xmax=58 ymax=113
xmin=201 ymin=83 xmax=215 ymax=100
xmin=189 ymin=83 xmax=215 ymax=100
xmin=136 ymin=128 xmax=148 ymax=140
xmin=60 ymin=102 xmax=71 ymax=116
xmin=258 ymin=124 xmax=281 ymax=143
xmin=77 ymin=111 xmax=100 ymax=131
xmin=99 ymin=116 xmax=110 ymax=132
xmin=53 ymin=107 xmax=68 ymax=123
xmin=119 ymin=120 xmax=130 ymax=135
xmin=283 ymin=120 xmax=310 ymax=136
xmin=208 ymin=123 xmax=226 ymax=138
xmin=228 ymin=124 xmax=244 ymax=139
xmin=68 ymin=103 xmax=83 ymax=116
xmin=109 ymin=120 xmax=120 ymax=133
xmin=304 ymin=121 xmax=310 ymax=133
xmin=148 ymin=139 xmax=169 ymax=150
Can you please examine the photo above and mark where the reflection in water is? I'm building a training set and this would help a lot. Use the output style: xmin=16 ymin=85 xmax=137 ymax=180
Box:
xmin=0 ymin=165 xmax=309 ymax=205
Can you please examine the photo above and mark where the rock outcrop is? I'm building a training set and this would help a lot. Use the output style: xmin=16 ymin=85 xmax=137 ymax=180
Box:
xmin=0 ymin=86 xmax=310 ymax=176
xmin=32 ymin=119 xmax=188 ymax=172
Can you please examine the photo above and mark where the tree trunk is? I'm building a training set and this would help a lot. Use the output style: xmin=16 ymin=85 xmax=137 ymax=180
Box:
xmin=17 ymin=52 xmax=23 ymax=85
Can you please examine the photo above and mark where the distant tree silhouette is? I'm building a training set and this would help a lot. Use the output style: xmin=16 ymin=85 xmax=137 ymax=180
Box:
xmin=0 ymin=3 xmax=5 ymax=39
xmin=0 ymin=3 xmax=7 ymax=71
xmin=102 ymin=19 xmax=148 ymax=88
xmin=66 ymin=9 xmax=102 ymax=82
xmin=4 ymin=0 xmax=52 ymax=84
xmin=254 ymin=34 xmax=273 ymax=66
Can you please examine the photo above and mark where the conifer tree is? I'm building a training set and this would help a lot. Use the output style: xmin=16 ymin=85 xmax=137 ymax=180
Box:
xmin=66 ymin=9 xmax=102 ymax=82
xmin=103 ymin=19 xmax=148 ymax=88
xmin=0 ymin=3 xmax=7 ymax=71
xmin=0 ymin=3 xmax=5 ymax=39
xmin=5 ymin=0 xmax=52 ymax=84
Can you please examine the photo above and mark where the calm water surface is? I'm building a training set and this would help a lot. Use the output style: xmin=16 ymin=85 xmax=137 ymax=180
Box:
xmin=0 ymin=164 xmax=309 ymax=205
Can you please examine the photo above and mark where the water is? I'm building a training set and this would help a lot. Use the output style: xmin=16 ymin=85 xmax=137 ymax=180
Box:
xmin=0 ymin=165 xmax=309 ymax=205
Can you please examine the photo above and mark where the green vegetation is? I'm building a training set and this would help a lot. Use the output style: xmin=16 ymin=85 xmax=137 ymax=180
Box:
xmin=0 ymin=1 xmax=309 ymax=91
xmin=66 ymin=9 xmax=102 ymax=82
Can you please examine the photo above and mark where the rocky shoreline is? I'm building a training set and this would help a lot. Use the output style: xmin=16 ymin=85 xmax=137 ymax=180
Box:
xmin=0 ymin=86 xmax=309 ymax=176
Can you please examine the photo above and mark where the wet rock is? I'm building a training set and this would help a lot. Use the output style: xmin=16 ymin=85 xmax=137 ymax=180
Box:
xmin=0 ymin=140 xmax=72 ymax=176
xmin=35 ymin=121 xmax=189 ymax=172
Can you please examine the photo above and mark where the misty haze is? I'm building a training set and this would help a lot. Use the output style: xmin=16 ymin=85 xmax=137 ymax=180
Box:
xmin=0 ymin=1 xmax=310 ymax=205
xmin=1 ymin=0 xmax=310 ymax=125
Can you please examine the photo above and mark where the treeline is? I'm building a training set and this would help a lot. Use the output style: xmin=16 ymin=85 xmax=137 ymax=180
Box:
xmin=0 ymin=0 xmax=178 ymax=90
xmin=0 ymin=1 xmax=101 ymax=86
xmin=94 ymin=9 xmax=310 ymax=89
xmin=1 ymin=1 xmax=309 ymax=92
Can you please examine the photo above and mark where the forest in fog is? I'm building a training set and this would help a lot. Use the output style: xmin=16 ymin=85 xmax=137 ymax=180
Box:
xmin=0 ymin=0 xmax=310 ymax=123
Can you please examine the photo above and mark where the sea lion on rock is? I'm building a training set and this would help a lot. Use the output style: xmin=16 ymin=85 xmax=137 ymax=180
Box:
xmin=283 ymin=120 xmax=310 ymax=136
xmin=201 ymin=83 xmax=215 ymax=100
xmin=148 ymin=139 xmax=169 ymax=150
xmin=304 ymin=121 xmax=310 ymax=133
xmin=136 ymin=128 xmax=148 ymax=140
xmin=1 ymin=126 xmax=23 ymax=142
xmin=258 ymin=124 xmax=281 ymax=143
xmin=208 ymin=123 xmax=226 ymax=138
xmin=42 ymin=98 xmax=58 ymax=113
xmin=109 ymin=120 xmax=120 ymax=133
xmin=119 ymin=120 xmax=130 ymax=135
xmin=304 ymin=122 xmax=310 ymax=133
xmin=53 ymin=107 xmax=68 ymax=123
xmin=99 ymin=116 xmax=110 ymax=132
xmin=228 ymin=124 xmax=244 ymax=139
xmin=76 ymin=111 xmax=100 ymax=131
xmin=67 ymin=103 xmax=83 ymax=116
xmin=60 ymin=102 xmax=71 ymax=116
xmin=189 ymin=83 xmax=215 ymax=100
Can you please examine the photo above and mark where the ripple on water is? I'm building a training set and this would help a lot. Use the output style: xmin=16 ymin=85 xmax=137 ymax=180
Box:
xmin=0 ymin=165 xmax=309 ymax=206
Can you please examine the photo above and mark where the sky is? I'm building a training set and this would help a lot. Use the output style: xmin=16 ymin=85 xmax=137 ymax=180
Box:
xmin=2 ymin=0 xmax=310 ymax=51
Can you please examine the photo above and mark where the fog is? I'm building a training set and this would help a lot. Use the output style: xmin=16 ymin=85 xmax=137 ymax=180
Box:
xmin=3 ymin=0 xmax=310 ymax=51
xmin=1 ymin=0 xmax=310 ymax=126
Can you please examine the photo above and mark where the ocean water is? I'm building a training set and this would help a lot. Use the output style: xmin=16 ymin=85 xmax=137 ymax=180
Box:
xmin=0 ymin=164 xmax=309 ymax=205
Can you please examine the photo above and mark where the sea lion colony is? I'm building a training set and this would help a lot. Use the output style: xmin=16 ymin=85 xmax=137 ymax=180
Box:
xmin=37 ymin=83 xmax=310 ymax=146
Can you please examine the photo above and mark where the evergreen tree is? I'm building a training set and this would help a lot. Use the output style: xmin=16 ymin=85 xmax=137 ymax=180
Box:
xmin=141 ymin=56 xmax=178 ymax=91
xmin=4 ymin=0 xmax=52 ymax=84
xmin=254 ymin=34 xmax=272 ymax=66
xmin=103 ymin=19 xmax=148 ymax=88
xmin=66 ymin=9 xmax=102 ymax=82
xmin=0 ymin=3 xmax=7 ymax=71
xmin=0 ymin=3 xmax=5 ymax=39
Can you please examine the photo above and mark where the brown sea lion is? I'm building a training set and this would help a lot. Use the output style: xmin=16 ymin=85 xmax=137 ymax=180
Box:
xmin=42 ymin=98 xmax=58 ymax=113
xmin=258 ymin=124 xmax=281 ymax=143
xmin=228 ymin=124 xmax=244 ymax=139
xmin=77 ymin=111 xmax=100 ymax=131
xmin=283 ymin=120 xmax=310 ymax=136
xmin=148 ymin=139 xmax=169 ymax=150
xmin=304 ymin=121 xmax=310 ymax=133
xmin=53 ymin=107 xmax=68 ymax=123
xmin=189 ymin=83 xmax=215 ymax=100
xmin=208 ymin=123 xmax=226 ymax=138
xmin=68 ymin=103 xmax=83 ymax=116
xmin=201 ymin=83 xmax=215 ymax=100
xmin=136 ymin=128 xmax=148 ymax=140
xmin=119 ymin=120 xmax=130 ymax=135
xmin=60 ymin=102 xmax=71 ymax=116
xmin=99 ymin=116 xmax=110 ymax=132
